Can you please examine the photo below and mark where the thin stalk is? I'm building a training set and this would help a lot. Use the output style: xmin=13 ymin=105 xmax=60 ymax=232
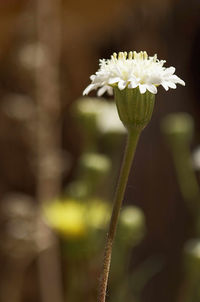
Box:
xmin=98 ymin=129 xmax=141 ymax=302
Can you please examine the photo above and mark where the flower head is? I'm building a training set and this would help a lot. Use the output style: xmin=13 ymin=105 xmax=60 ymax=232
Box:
xmin=83 ymin=51 xmax=185 ymax=96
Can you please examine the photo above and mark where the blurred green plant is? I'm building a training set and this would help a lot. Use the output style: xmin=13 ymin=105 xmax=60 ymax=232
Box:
xmin=161 ymin=113 xmax=200 ymax=215
xmin=161 ymin=112 xmax=200 ymax=302
xmin=43 ymin=197 xmax=146 ymax=302
xmin=73 ymin=97 xmax=126 ymax=152
xmin=110 ymin=206 xmax=146 ymax=302
xmin=183 ymin=239 xmax=200 ymax=302
xmin=42 ymin=96 xmax=152 ymax=302
xmin=66 ymin=152 xmax=111 ymax=200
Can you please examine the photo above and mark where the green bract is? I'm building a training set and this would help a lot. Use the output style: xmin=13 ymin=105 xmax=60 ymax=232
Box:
xmin=114 ymin=87 xmax=155 ymax=131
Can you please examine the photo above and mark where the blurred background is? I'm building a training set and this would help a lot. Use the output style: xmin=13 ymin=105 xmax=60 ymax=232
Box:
xmin=0 ymin=0 xmax=200 ymax=302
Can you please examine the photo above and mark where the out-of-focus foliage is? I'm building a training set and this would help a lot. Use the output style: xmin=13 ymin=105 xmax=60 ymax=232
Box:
xmin=161 ymin=112 xmax=200 ymax=302
xmin=44 ymin=198 xmax=110 ymax=240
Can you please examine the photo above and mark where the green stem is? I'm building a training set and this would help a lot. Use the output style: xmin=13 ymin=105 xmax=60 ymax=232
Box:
xmin=98 ymin=129 xmax=141 ymax=302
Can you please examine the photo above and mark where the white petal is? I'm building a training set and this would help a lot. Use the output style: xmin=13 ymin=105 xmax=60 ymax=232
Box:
xmin=167 ymin=82 xmax=177 ymax=89
xmin=178 ymin=79 xmax=185 ymax=86
xmin=170 ymin=75 xmax=185 ymax=86
xmin=164 ymin=66 xmax=175 ymax=76
xmin=128 ymin=81 xmax=138 ymax=88
xmin=90 ymin=74 xmax=96 ymax=81
xmin=129 ymin=75 xmax=138 ymax=82
xmin=108 ymin=77 xmax=121 ymax=84
xmin=118 ymin=80 xmax=127 ymax=90
xmin=107 ymin=86 xmax=113 ymax=95
xmin=139 ymin=84 xmax=147 ymax=94
xmin=147 ymin=75 xmax=161 ymax=85
xmin=83 ymin=84 xmax=95 ymax=95
xmin=97 ymin=86 xmax=107 ymax=96
xmin=161 ymin=82 xmax=169 ymax=91
xmin=146 ymin=84 xmax=157 ymax=94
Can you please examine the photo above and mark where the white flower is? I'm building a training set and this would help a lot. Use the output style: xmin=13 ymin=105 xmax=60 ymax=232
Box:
xmin=83 ymin=51 xmax=185 ymax=96
xmin=96 ymin=101 xmax=126 ymax=134
xmin=76 ymin=97 xmax=126 ymax=134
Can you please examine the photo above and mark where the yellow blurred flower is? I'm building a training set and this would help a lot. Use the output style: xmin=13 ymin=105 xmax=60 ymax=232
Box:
xmin=44 ymin=198 xmax=110 ymax=239
xmin=44 ymin=200 xmax=86 ymax=238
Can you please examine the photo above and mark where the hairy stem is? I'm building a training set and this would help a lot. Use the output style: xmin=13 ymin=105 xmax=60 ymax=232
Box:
xmin=98 ymin=129 xmax=141 ymax=302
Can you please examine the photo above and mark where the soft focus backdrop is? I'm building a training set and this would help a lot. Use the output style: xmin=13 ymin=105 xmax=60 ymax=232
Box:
xmin=0 ymin=1 xmax=200 ymax=302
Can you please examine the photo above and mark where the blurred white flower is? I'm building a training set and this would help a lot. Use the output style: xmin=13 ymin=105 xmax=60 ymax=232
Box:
xmin=83 ymin=51 xmax=185 ymax=96
xmin=75 ymin=97 xmax=125 ymax=134
xmin=97 ymin=102 xmax=125 ymax=134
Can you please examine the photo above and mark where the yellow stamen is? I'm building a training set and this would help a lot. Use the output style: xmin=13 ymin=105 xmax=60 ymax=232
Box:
xmin=128 ymin=51 xmax=133 ymax=59
xmin=143 ymin=51 xmax=148 ymax=60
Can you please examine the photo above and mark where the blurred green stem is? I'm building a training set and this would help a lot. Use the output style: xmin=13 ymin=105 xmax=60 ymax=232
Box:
xmin=98 ymin=129 xmax=141 ymax=302
xmin=172 ymin=142 xmax=200 ymax=214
